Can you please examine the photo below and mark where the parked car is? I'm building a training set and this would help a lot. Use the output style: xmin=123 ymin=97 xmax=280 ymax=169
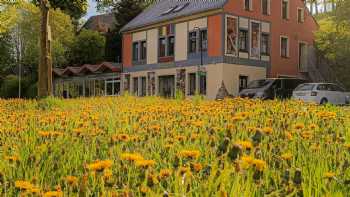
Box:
xmin=292 ymin=83 xmax=349 ymax=105
xmin=239 ymin=78 xmax=307 ymax=100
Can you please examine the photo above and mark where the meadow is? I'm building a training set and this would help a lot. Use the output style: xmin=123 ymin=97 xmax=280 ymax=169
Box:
xmin=0 ymin=96 xmax=349 ymax=197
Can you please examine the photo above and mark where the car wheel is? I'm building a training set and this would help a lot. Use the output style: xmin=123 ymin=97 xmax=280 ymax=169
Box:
xmin=320 ymin=98 xmax=328 ymax=105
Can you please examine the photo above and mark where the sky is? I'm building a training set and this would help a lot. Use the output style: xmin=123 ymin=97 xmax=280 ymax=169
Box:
xmin=84 ymin=0 xmax=99 ymax=19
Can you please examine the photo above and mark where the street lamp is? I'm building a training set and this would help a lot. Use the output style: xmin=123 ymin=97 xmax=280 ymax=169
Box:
xmin=193 ymin=26 xmax=204 ymax=95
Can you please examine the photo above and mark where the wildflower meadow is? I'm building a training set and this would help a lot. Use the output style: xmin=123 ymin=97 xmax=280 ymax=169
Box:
xmin=0 ymin=96 xmax=349 ymax=196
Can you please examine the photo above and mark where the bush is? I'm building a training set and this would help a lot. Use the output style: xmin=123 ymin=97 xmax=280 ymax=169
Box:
xmin=24 ymin=83 xmax=37 ymax=99
xmin=0 ymin=75 xmax=20 ymax=98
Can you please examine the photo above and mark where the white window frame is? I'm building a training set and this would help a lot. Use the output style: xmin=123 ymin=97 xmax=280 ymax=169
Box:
xmin=250 ymin=20 xmax=261 ymax=60
xmin=281 ymin=0 xmax=290 ymax=20
xmin=280 ymin=36 xmax=289 ymax=58
xmin=297 ymin=7 xmax=305 ymax=23
xmin=225 ymin=15 xmax=239 ymax=57
xmin=261 ymin=0 xmax=271 ymax=15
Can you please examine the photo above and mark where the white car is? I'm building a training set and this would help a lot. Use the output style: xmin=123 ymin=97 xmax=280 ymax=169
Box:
xmin=292 ymin=83 xmax=350 ymax=105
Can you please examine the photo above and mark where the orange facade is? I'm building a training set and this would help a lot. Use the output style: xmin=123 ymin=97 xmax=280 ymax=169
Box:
xmin=122 ymin=0 xmax=318 ymax=78
xmin=224 ymin=0 xmax=318 ymax=77
xmin=122 ymin=33 xmax=132 ymax=68
xmin=208 ymin=14 xmax=223 ymax=57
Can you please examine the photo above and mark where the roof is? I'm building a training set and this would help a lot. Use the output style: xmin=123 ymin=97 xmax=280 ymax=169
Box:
xmin=82 ymin=13 xmax=116 ymax=33
xmin=121 ymin=0 xmax=228 ymax=32
xmin=54 ymin=62 xmax=121 ymax=78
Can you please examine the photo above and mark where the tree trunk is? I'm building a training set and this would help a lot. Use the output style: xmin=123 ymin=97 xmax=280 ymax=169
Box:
xmin=38 ymin=0 xmax=53 ymax=98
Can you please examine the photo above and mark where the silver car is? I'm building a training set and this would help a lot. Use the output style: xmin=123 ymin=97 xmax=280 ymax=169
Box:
xmin=292 ymin=83 xmax=349 ymax=105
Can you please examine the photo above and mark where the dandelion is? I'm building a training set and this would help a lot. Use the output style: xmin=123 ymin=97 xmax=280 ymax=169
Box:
xmin=235 ymin=140 xmax=253 ymax=150
xmin=87 ymin=160 xmax=113 ymax=171
xmin=192 ymin=163 xmax=203 ymax=172
xmin=252 ymin=159 xmax=267 ymax=171
xmin=262 ymin=127 xmax=273 ymax=135
xmin=65 ymin=176 xmax=78 ymax=186
xmin=294 ymin=123 xmax=305 ymax=130
xmin=159 ymin=169 xmax=172 ymax=179
xmin=135 ymin=159 xmax=156 ymax=168
xmin=120 ymin=153 xmax=144 ymax=162
xmin=281 ymin=153 xmax=293 ymax=161
xmin=43 ymin=191 xmax=63 ymax=197
xmin=177 ymin=150 xmax=201 ymax=159
xmin=324 ymin=172 xmax=336 ymax=179
xmin=15 ymin=180 xmax=33 ymax=190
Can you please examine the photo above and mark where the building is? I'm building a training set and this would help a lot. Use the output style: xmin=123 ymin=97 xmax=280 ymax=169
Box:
xmin=81 ymin=13 xmax=116 ymax=34
xmin=120 ymin=0 xmax=318 ymax=99
xmin=53 ymin=62 xmax=121 ymax=98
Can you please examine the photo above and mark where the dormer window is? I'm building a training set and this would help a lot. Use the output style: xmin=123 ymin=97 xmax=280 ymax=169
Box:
xmin=161 ymin=3 xmax=190 ymax=15
xmin=162 ymin=6 xmax=178 ymax=15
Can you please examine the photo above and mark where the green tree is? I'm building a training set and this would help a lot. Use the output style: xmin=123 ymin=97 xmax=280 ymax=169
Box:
xmin=315 ymin=2 xmax=350 ymax=89
xmin=0 ymin=0 xmax=19 ymax=35
xmin=70 ymin=29 xmax=106 ymax=65
xmin=96 ymin=0 xmax=155 ymax=63
xmin=30 ymin=0 xmax=88 ymax=97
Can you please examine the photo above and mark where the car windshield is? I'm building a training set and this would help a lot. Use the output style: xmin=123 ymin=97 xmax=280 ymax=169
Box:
xmin=295 ymin=84 xmax=315 ymax=91
xmin=247 ymin=79 xmax=273 ymax=89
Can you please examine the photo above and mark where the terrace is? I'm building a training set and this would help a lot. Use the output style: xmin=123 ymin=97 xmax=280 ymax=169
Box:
xmin=53 ymin=62 xmax=121 ymax=98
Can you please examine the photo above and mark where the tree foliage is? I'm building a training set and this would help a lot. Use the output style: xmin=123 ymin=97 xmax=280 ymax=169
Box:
xmin=70 ymin=29 xmax=106 ymax=65
xmin=315 ymin=1 xmax=350 ymax=89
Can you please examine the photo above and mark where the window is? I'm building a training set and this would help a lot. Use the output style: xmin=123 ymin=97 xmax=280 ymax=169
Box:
xmin=226 ymin=16 xmax=238 ymax=55
xmin=199 ymin=72 xmax=207 ymax=95
xmin=239 ymin=29 xmax=248 ymax=52
xmin=189 ymin=31 xmax=197 ymax=53
xmin=299 ymin=42 xmax=307 ymax=70
xmin=262 ymin=0 xmax=270 ymax=15
xmin=239 ymin=76 xmax=248 ymax=92
xmin=159 ymin=38 xmax=166 ymax=57
xmin=244 ymin=0 xmax=251 ymax=11
xmin=281 ymin=37 xmax=289 ymax=58
xmin=168 ymin=36 xmax=175 ymax=56
xmin=261 ymin=34 xmax=270 ymax=55
xmin=251 ymin=22 xmax=260 ymax=58
xmin=140 ymin=77 xmax=147 ymax=96
xmin=140 ymin=41 xmax=147 ymax=60
xmin=282 ymin=0 xmax=289 ymax=20
xmin=172 ymin=3 xmax=190 ymax=13
xmin=298 ymin=8 xmax=304 ymax=23
xmin=188 ymin=73 xmax=196 ymax=95
xmin=200 ymin=30 xmax=208 ymax=51
xmin=159 ymin=24 xmax=175 ymax=59
xmin=132 ymin=42 xmax=139 ymax=61
xmin=133 ymin=77 xmax=139 ymax=96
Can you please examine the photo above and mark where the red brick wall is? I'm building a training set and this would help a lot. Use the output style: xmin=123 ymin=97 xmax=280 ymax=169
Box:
xmin=224 ymin=0 xmax=318 ymax=77
xmin=208 ymin=14 xmax=223 ymax=57
xmin=122 ymin=33 xmax=132 ymax=67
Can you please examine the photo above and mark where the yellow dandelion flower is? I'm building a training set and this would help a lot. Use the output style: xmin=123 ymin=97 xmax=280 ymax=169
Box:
xmin=159 ymin=169 xmax=172 ymax=179
xmin=135 ymin=159 xmax=156 ymax=168
xmin=120 ymin=153 xmax=144 ymax=162
xmin=324 ymin=172 xmax=336 ymax=179
xmin=65 ymin=176 xmax=78 ymax=186
xmin=177 ymin=150 xmax=201 ymax=159
xmin=15 ymin=180 xmax=33 ymax=190
xmin=281 ymin=153 xmax=293 ymax=161
xmin=192 ymin=163 xmax=203 ymax=172
xmin=235 ymin=140 xmax=253 ymax=150
xmin=252 ymin=159 xmax=267 ymax=171
xmin=294 ymin=123 xmax=305 ymax=130
xmin=87 ymin=160 xmax=113 ymax=171
xmin=262 ymin=127 xmax=273 ymax=135
xmin=43 ymin=191 xmax=63 ymax=197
